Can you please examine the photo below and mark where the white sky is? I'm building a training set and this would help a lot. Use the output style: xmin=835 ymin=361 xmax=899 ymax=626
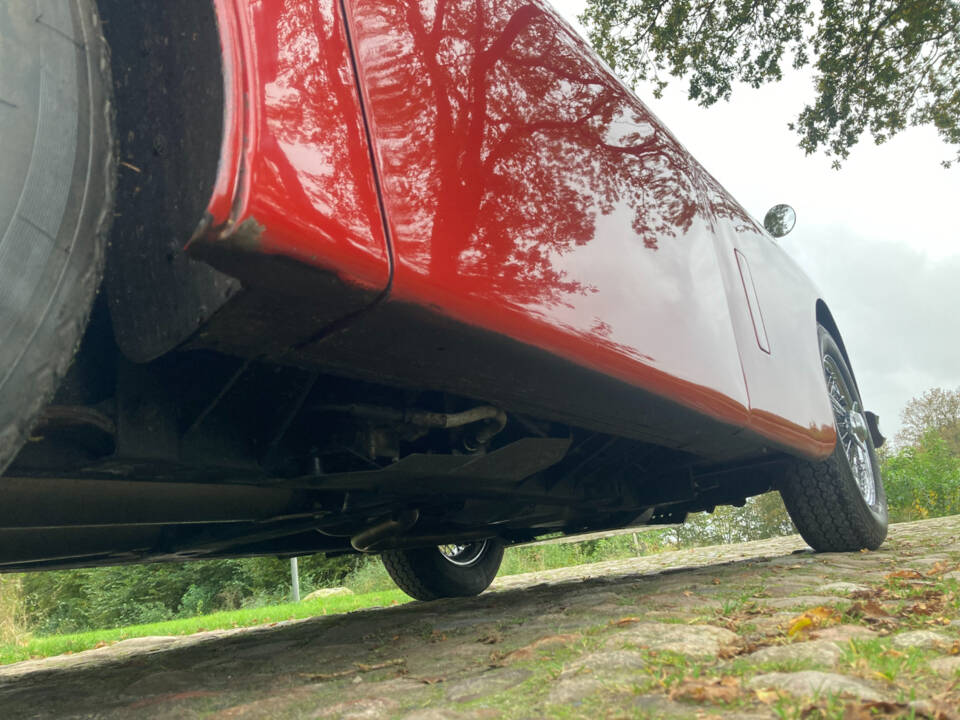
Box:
xmin=552 ymin=0 xmax=960 ymax=440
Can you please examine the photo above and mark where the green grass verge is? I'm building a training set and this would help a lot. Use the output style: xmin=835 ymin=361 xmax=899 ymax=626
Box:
xmin=0 ymin=589 xmax=409 ymax=666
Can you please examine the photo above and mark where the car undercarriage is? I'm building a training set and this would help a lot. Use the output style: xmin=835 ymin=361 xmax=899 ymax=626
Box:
xmin=1 ymin=297 xmax=783 ymax=573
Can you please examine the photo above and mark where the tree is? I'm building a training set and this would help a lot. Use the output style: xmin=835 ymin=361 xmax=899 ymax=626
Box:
xmin=882 ymin=428 xmax=960 ymax=520
xmin=580 ymin=0 xmax=960 ymax=167
xmin=896 ymin=387 xmax=960 ymax=452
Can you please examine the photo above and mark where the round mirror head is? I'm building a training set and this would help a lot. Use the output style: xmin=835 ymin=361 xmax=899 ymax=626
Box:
xmin=763 ymin=204 xmax=796 ymax=238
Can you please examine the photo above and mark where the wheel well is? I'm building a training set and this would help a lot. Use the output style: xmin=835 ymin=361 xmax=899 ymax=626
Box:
xmin=97 ymin=0 xmax=236 ymax=363
xmin=815 ymin=300 xmax=861 ymax=397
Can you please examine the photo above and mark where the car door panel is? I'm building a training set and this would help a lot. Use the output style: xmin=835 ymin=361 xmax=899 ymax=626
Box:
xmin=343 ymin=0 xmax=751 ymax=429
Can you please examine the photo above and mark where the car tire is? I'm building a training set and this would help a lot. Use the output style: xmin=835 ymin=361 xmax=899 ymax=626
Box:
xmin=381 ymin=539 xmax=505 ymax=600
xmin=779 ymin=326 xmax=888 ymax=552
xmin=0 ymin=0 xmax=114 ymax=473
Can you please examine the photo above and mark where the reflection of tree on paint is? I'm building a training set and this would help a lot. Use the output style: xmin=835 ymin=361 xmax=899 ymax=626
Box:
xmin=350 ymin=0 xmax=754 ymax=307
xmin=254 ymin=0 xmax=383 ymax=253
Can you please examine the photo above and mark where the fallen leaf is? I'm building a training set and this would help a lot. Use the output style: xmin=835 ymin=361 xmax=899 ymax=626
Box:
xmin=670 ymin=676 xmax=740 ymax=704
xmin=415 ymin=676 xmax=445 ymax=685
xmin=477 ymin=631 xmax=503 ymax=644
xmin=711 ymin=578 xmax=721 ymax=585
xmin=718 ymin=640 xmax=761 ymax=659
xmin=847 ymin=600 xmax=897 ymax=628
xmin=754 ymin=688 xmax=782 ymax=704
xmin=491 ymin=633 xmax=581 ymax=665
xmin=788 ymin=616 xmax=813 ymax=636
xmin=926 ymin=561 xmax=953 ymax=577
xmin=885 ymin=569 xmax=924 ymax=581
xmin=787 ymin=606 xmax=841 ymax=636
xmin=842 ymin=700 xmax=909 ymax=720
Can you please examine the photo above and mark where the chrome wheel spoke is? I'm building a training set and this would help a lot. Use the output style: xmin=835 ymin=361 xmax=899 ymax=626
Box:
xmin=438 ymin=539 xmax=488 ymax=567
xmin=830 ymin=394 xmax=847 ymax=416
xmin=824 ymin=352 xmax=878 ymax=510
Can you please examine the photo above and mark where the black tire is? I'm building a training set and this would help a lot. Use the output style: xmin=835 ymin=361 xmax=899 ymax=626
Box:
xmin=779 ymin=326 xmax=888 ymax=551
xmin=0 ymin=0 xmax=114 ymax=473
xmin=381 ymin=539 xmax=505 ymax=600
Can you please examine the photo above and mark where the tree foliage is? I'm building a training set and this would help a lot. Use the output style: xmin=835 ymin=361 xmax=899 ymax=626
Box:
xmin=580 ymin=0 xmax=960 ymax=166
xmin=882 ymin=427 xmax=960 ymax=520
xmin=678 ymin=492 xmax=796 ymax=546
xmin=896 ymin=386 xmax=960 ymax=451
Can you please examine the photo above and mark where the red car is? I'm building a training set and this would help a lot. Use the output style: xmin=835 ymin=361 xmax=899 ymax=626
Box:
xmin=0 ymin=0 xmax=886 ymax=600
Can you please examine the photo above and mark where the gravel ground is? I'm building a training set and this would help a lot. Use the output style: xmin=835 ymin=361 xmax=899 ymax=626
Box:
xmin=2 ymin=516 xmax=960 ymax=719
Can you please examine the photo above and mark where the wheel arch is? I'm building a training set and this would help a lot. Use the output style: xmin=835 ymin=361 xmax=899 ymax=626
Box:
xmin=815 ymin=300 xmax=861 ymax=397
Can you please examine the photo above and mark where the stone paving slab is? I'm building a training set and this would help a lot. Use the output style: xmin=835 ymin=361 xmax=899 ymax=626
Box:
xmin=2 ymin=515 xmax=960 ymax=719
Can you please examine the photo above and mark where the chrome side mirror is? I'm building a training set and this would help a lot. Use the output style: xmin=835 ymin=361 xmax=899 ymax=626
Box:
xmin=763 ymin=204 xmax=796 ymax=238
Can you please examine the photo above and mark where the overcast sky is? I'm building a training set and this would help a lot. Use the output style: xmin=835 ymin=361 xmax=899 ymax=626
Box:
xmin=552 ymin=0 xmax=960 ymax=440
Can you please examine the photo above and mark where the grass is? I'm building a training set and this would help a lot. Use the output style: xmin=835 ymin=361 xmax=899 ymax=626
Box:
xmin=0 ymin=588 xmax=409 ymax=666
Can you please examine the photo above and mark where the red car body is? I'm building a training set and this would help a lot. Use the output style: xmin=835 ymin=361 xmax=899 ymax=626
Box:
xmin=1 ymin=0 xmax=883 ymax=575
xmin=195 ymin=0 xmax=836 ymax=458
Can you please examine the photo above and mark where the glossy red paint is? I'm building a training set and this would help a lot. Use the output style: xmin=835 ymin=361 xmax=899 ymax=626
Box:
xmin=199 ymin=0 xmax=390 ymax=292
xmin=342 ymin=0 xmax=833 ymax=456
xmin=202 ymin=0 xmax=835 ymax=458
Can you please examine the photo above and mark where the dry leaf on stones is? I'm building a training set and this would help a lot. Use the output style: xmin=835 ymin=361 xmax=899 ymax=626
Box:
xmin=477 ymin=631 xmax=502 ymax=645
xmin=787 ymin=606 xmax=841 ymax=636
xmin=842 ymin=699 xmax=960 ymax=720
xmin=669 ymin=676 xmax=740 ymax=704
xmin=925 ymin=561 xmax=953 ymax=577
xmin=885 ymin=570 xmax=925 ymax=581
xmin=490 ymin=634 xmax=580 ymax=665
xmin=847 ymin=600 xmax=897 ymax=628
xmin=754 ymin=688 xmax=783 ymax=704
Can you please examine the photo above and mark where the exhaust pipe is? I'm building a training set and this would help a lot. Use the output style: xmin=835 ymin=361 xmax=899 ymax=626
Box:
xmin=350 ymin=509 xmax=419 ymax=552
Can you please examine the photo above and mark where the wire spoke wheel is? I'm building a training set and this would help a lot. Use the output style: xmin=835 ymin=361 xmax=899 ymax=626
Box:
xmin=823 ymin=355 xmax=879 ymax=510
xmin=438 ymin=540 xmax=488 ymax=567
xmin=778 ymin=325 xmax=887 ymax=552
xmin=381 ymin=538 xmax=504 ymax=600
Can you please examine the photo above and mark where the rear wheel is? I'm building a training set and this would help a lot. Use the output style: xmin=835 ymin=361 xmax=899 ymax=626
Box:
xmin=779 ymin=326 xmax=887 ymax=551
xmin=0 ymin=0 xmax=114 ymax=472
xmin=381 ymin=539 xmax=505 ymax=600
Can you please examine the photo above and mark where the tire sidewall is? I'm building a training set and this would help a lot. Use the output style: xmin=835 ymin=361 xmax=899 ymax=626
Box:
xmin=0 ymin=0 xmax=115 ymax=472
xmin=404 ymin=539 xmax=504 ymax=599
xmin=819 ymin=326 xmax=888 ymax=532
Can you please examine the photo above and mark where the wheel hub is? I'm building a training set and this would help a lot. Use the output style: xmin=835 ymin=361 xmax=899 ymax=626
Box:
xmin=438 ymin=540 xmax=488 ymax=567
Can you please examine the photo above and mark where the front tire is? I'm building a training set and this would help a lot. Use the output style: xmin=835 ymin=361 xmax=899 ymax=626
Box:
xmin=0 ymin=0 xmax=115 ymax=472
xmin=381 ymin=539 xmax=505 ymax=600
xmin=779 ymin=326 xmax=887 ymax=551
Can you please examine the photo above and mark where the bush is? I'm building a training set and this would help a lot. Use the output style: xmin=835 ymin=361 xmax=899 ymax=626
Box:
xmin=21 ymin=553 xmax=365 ymax=636
xmin=882 ymin=428 xmax=960 ymax=521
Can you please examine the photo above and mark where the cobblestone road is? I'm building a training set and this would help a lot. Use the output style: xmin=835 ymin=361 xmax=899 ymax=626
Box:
xmin=2 ymin=516 xmax=960 ymax=719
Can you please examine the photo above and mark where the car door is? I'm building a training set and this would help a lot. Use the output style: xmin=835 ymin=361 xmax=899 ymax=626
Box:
xmin=702 ymin=175 xmax=837 ymax=458
xmin=341 ymin=0 xmax=753 ymax=434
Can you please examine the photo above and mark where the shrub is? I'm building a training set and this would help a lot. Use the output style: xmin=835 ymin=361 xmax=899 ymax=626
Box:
xmin=882 ymin=428 xmax=960 ymax=521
